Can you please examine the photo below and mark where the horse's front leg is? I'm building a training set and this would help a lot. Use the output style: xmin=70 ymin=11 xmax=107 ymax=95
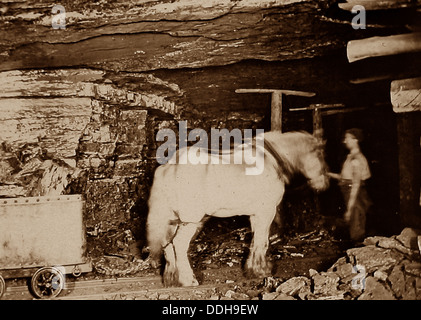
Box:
xmin=246 ymin=211 xmax=276 ymax=277
xmin=171 ymin=222 xmax=200 ymax=287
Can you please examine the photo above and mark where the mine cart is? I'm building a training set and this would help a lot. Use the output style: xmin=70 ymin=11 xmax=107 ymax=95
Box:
xmin=0 ymin=195 xmax=92 ymax=299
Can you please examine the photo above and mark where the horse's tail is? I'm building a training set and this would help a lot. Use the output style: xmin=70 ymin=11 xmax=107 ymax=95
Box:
xmin=146 ymin=165 xmax=174 ymax=263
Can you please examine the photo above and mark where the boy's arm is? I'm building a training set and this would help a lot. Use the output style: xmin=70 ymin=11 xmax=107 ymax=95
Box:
xmin=327 ymin=172 xmax=341 ymax=180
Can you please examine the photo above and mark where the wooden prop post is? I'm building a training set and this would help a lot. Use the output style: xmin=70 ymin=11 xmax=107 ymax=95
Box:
xmin=392 ymin=77 xmax=421 ymax=226
xmin=235 ymin=89 xmax=315 ymax=131
xmin=289 ymin=104 xmax=347 ymax=140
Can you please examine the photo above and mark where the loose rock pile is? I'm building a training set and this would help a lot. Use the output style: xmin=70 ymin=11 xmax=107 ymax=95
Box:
xmin=262 ymin=228 xmax=421 ymax=300
xmin=93 ymin=256 xmax=152 ymax=277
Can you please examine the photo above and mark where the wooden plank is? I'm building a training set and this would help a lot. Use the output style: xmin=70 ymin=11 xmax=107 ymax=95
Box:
xmin=322 ymin=107 xmax=366 ymax=116
xmin=351 ymin=75 xmax=394 ymax=84
xmin=339 ymin=0 xmax=415 ymax=11
xmin=289 ymin=103 xmax=345 ymax=111
xmin=347 ymin=32 xmax=421 ymax=63
xmin=391 ymin=77 xmax=421 ymax=113
xmin=235 ymin=89 xmax=315 ymax=97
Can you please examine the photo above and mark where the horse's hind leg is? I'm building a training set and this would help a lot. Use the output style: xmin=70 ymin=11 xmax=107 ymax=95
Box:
xmin=171 ymin=222 xmax=200 ymax=287
xmin=163 ymin=243 xmax=178 ymax=286
xmin=246 ymin=210 xmax=276 ymax=277
xmin=162 ymin=222 xmax=179 ymax=286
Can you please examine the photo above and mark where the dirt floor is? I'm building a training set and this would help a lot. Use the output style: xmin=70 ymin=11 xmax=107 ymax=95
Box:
xmin=190 ymin=216 xmax=352 ymax=284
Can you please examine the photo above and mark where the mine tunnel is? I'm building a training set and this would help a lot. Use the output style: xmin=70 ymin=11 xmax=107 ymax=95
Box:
xmin=0 ymin=0 xmax=420 ymax=300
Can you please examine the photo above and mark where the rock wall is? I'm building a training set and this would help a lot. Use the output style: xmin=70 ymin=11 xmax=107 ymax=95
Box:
xmin=0 ymin=68 xmax=267 ymax=258
xmin=0 ymin=69 xmax=170 ymax=255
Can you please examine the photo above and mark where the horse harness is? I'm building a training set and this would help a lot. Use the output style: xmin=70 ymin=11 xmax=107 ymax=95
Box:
xmin=263 ymin=138 xmax=293 ymax=183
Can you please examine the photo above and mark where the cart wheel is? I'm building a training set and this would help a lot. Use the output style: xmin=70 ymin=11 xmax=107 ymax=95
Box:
xmin=0 ymin=275 xmax=5 ymax=299
xmin=30 ymin=267 xmax=65 ymax=299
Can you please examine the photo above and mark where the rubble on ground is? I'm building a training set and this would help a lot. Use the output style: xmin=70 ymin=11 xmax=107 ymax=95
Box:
xmin=93 ymin=256 xmax=152 ymax=277
xmin=260 ymin=227 xmax=421 ymax=300
xmin=81 ymin=226 xmax=420 ymax=300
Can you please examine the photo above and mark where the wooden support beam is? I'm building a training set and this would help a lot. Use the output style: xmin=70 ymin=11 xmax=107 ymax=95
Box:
xmin=235 ymin=89 xmax=315 ymax=132
xmin=289 ymin=104 xmax=346 ymax=139
xmin=289 ymin=103 xmax=345 ymax=112
xmin=235 ymin=89 xmax=316 ymax=97
xmin=396 ymin=112 xmax=421 ymax=228
xmin=271 ymin=91 xmax=283 ymax=132
xmin=347 ymin=32 xmax=421 ymax=63
xmin=392 ymin=76 xmax=421 ymax=227
xmin=339 ymin=0 xmax=416 ymax=11
xmin=351 ymin=75 xmax=396 ymax=84
xmin=322 ymin=107 xmax=366 ymax=116
xmin=313 ymin=108 xmax=323 ymax=140
xmin=391 ymin=77 xmax=421 ymax=113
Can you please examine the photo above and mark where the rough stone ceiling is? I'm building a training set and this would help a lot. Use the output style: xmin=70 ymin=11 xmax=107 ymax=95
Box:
xmin=0 ymin=0 xmax=419 ymax=111
xmin=0 ymin=0 xmax=397 ymax=72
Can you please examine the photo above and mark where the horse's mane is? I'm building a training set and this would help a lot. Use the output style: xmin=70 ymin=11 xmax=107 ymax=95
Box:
xmin=262 ymin=137 xmax=295 ymax=183
xmin=263 ymin=131 xmax=322 ymax=183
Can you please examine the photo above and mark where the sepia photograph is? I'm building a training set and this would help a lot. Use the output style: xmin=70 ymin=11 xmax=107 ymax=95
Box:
xmin=0 ymin=0 xmax=420 ymax=309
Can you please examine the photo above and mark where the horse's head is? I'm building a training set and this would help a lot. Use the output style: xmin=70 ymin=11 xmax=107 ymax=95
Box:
xmin=300 ymin=134 xmax=329 ymax=192
xmin=264 ymin=131 xmax=329 ymax=191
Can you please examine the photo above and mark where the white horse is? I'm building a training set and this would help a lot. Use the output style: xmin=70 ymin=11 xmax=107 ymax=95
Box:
xmin=147 ymin=131 xmax=329 ymax=287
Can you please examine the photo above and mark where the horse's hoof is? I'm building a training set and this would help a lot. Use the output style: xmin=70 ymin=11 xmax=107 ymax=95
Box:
xmin=179 ymin=277 xmax=199 ymax=287
xmin=191 ymin=278 xmax=199 ymax=287
xmin=245 ymin=263 xmax=272 ymax=279
xmin=163 ymin=268 xmax=179 ymax=287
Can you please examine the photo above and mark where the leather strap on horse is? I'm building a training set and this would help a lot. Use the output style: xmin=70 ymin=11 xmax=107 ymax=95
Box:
xmin=162 ymin=217 xmax=203 ymax=250
xmin=263 ymin=138 xmax=294 ymax=183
